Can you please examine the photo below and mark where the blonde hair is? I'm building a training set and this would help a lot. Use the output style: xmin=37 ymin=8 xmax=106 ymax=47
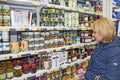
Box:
xmin=91 ymin=17 xmax=116 ymax=43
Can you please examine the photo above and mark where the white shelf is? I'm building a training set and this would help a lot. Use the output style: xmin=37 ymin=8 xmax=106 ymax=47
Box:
xmin=0 ymin=42 xmax=96 ymax=61
xmin=0 ymin=26 xmax=93 ymax=31
xmin=12 ymin=55 xmax=91 ymax=80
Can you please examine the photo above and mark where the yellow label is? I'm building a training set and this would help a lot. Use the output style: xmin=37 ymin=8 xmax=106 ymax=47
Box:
xmin=17 ymin=54 xmax=21 ymax=58
xmin=32 ymin=1 xmax=40 ymax=6
xmin=79 ymin=9 xmax=85 ymax=12
xmin=37 ymin=27 xmax=41 ymax=30
xmin=20 ymin=27 xmax=25 ymax=31
xmin=4 ymin=56 xmax=9 ymax=60
xmin=34 ymin=50 xmax=38 ymax=54
xmin=40 ymin=73 xmax=43 ymax=76
xmin=23 ymin=78 xmax=27 ymax=80
xmin=0 ymin=28 xmax=2 ymax=31
xmin=6 ymin=28 xmax=10 ymax=31
xmin=81 ymin=26 xmax=87 ymax=30
xmin=2 ymin=0 xmax=7 ymax=2
xmin=51 ymin=5 xmax=55 ymax=8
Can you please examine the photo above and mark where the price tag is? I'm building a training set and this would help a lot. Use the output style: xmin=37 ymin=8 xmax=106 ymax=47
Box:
xmin=37 ymin=27 xmax=41 ymax=31
xmin=34 ymin=50 xmax=38 ymax=54
xmin=40 ymin=73 xmax=43 ymax=76
xmin=20 ymin=27 xmax=25 ymax=31
xmin=51 ymin=5 xmax=55 ymax=8
xmin=32 ymin=1 xmax=40 ymax=6
xmin=67 ymin=8 xmax=71 ymax=11
xmin=81 ymin=26 xmax=87 ymax=30
xmin=17 ymin=54 xmax=21 ymax=58
xmin=79 ymin=9 xmax=85 ymax=12
xmin=23 ymin=78 xmax=27 ymax=80
xmin=1 ymin=0 xmax=7 ymax=2
xmin=0 ymin=28 xmax=2 ymax=31
xmin=6 ymin=28 xmax=10 ymax=31
xmin=59 ymin=27 xmax=63 ymax=30
xmin=4 ymin=56 xmax=9 ymax=60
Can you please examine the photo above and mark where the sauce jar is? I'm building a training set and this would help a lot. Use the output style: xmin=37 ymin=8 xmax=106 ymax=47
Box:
xmin=0 ymin=69 xmax=6 ymax=80
xmin=6 ymin=68 xmax=14 ymax=79
xmin=22 ymin=64 xmax=30 ymax=74
xmin=30 ymin=63 xmax=37 ymax=73
xmin=14 ymin=65 xmax=22 ymax=77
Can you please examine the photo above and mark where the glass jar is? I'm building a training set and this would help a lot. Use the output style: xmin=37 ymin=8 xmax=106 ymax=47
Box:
xmin=22 ymin=64 xmax=30 ymax=74
xmin=30 ymin=64 xmax=37 ymax=73
xmin=0 ymin=69 xmax=6 ymax=80
xmin=6 ymin=68 xmax=14 ymax=79
xmin=14 ymin=66 xmax=22 ymax=77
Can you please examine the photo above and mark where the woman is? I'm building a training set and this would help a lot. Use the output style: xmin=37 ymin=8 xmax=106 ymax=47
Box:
xmin=85 ymin=17 xmax=120 ymax=80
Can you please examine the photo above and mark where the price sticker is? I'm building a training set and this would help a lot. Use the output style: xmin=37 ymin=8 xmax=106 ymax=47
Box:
xmin=0 ymin=28 xmax=2 ymax=31
xmin=81 ymin=26 xmax=87 ymax=30
xmin=17 ymin=54 xmax=21 ymax=58
xmin=32 ymin=1 xmax=40 ymax=6
xmin=4 ymin=56 xmax=9 ymax=60
xmin=23 ymin=78 xmax=27 ymax=80
xmin=51 ymin=5 xmax=55 ymax=8
xmin=59 ymin=27 xmax=63 ymax=30
xmin=6 ymin=28 xmax=10 ymax=31
xmin=34 ymin=50 xmax=38 ymax=54
xmin=37 ymin=27 xmax=41 ymax=31
xmin=20 ymin=27 xmax=25 ymax=31
xmin=79 ymin=9 xmax=85 ymax=12
xmin=2 ymin=0 xmax=7 ymax=2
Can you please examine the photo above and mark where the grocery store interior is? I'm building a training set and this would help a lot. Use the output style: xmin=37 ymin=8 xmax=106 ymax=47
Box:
xmin=0 ymin=0 xmax=120 ymax=80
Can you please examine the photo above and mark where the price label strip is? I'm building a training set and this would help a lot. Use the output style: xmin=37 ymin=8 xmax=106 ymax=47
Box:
xmin=32 ymin=1 xmax=40 ymax=6
xmin=0 ymin=28 xmax=3 ymax=31
xmin=34 ymin=50 xmax=38 ymax=54
xmin=20 ymin=27 xmax=25 ymax=31
xmin=4 ymin=56 xmax=9 ymax=60
xmin=17 ymin=54 xmax=22 ymax=58
xmin=1 ymin=0 xmax=7 ymax=2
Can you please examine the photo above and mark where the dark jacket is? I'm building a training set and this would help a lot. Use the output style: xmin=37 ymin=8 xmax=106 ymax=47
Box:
xmin=85 ymin=37 xmax=120 ymax=80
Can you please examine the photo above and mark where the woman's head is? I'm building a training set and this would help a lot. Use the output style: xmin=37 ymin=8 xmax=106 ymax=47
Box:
xmin=92 ymin=17 xmax=116 ymax=43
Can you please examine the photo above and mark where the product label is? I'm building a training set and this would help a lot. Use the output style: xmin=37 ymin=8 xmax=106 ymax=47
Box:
xmin=0 ymin=74 xmax=6 ymax=79
xmin=7 ymin=72 xmax=14 ymax=78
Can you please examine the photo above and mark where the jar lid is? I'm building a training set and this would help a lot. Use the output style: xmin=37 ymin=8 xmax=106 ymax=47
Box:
xmin=14 ymin=65 xmax=22 ymax=69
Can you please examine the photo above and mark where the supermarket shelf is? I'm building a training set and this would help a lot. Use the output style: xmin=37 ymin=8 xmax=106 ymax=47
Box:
xmin=12 ymin=56 xmax=91 ymax=80
xmin=45 ymin=4 xmax=102 ymax=16
xmin=0 ymin=26 xmax=92 ymax=31
xmin=0 ymin=42 xmax=96 ymax=61
xmin=0 ymin=0 xmax=102 ymax=16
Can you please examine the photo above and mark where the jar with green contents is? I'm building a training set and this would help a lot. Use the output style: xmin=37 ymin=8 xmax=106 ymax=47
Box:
xmin=14 ymin=66 xmax=22 ymax=77
xmin=0 ymin=69 xmax=6 ymax=80
xmin=6 ymin=68 xmax=14 ymax=79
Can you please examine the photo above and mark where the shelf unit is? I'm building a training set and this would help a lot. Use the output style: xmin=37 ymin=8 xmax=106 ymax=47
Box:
xmin=0 ymin=0 xmax=102 ymax=80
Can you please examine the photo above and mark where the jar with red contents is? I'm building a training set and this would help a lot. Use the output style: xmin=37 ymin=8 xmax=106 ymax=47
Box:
xmin=22 ymin=64 xmax=30 ymax=74
xmin=30 ymin=63 xmax=37 ymax=73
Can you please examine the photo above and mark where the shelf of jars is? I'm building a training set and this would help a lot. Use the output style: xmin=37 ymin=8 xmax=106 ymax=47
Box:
xmin=0 ymin=0 xmax=102 ymax=16
xmin=12 ymin=55 xmax=91 ymax=80
xmin=0 ymin=42 xmax=96 ymax=61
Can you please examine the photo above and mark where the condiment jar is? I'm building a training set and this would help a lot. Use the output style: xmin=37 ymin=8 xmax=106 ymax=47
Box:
xmin=22 ymin=64 xmax=30 ymax=74
xmin=6 ymin=68 xmax=14 ymax=79
xmin=0 ymin=69 xmax=6 ymax=80
xmin=14 ymin=66 xmax=22 ymax=77
xmin=30 ymin=63 xmax=37 ymax=73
